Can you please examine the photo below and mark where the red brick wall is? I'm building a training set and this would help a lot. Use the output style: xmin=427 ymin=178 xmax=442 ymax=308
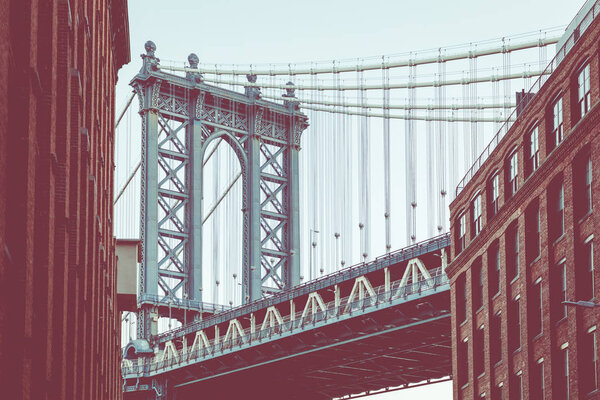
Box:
xmin=448 ymin=12 xmax=600 ymax=400
xmin=0 ymin=1 xmax=129 ymax=398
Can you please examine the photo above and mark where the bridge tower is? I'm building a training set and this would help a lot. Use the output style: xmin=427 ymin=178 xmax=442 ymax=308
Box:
xmin=132 ymin=41 xmax=308 ymax=340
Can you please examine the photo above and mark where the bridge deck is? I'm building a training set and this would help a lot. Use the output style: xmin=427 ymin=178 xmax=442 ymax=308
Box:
xmin=123 ymin=234 xmax=452 ymax=398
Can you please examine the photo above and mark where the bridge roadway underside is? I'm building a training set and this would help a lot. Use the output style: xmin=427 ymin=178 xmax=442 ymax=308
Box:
xmin=136 ymin=291 xmax=450 ymax=399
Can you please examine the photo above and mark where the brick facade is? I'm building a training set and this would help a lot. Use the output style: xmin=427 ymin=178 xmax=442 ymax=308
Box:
xmin=448 ymin=9 xmax=600 ymax=400
xmin=0 ymin=1 xmax=129 ymax=399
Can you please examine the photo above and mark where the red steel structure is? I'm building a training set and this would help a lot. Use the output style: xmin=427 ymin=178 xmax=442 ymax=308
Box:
xmin=0 ymin=1 xmax=129 ymax=399
xmin=448 ymin=3 xmax=600 ymax=399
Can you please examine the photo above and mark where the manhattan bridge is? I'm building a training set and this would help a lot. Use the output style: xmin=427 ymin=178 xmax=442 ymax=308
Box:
xmin=112 ymin=17 xmax=580 ymax=398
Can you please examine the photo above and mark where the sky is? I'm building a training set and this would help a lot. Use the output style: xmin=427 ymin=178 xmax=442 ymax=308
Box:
xmin=117 ymin=0 xmax=586 ymax=398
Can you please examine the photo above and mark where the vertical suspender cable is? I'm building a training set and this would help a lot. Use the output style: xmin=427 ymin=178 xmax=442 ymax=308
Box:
xmin=358 ymin=66 xmax=366 ymax=261
xmin=406 ymin=57 xmax=417 ymax=244
xmin=493 ymin=68 xmax=501 ymax=134
xmin=308 ymin=66 xmax=321 ymax=280
xmin=437 ymin=54 xmax=447 ymax=233
xmin=470 ymin=45 xmax=478 ymax=163
xmin=319 ymin=78 xmax=325 ymax=274
xmin=462 ymin=71 xmax=470 ymax=175
xmin=382 ymin=56 xmax=391 ymax=253
xmin=503 ymin=38 xmax=511 ymax=137
xmin=344 ymin=78 xmax=352 ymax=268
xmin=426 ymin=107 xmax=435 ymax=239
xmin=213 ymin=142 xmax=220 ymax=304
xmin=334 ymin=61 xmax=342 ymax=268
xmin=450 ymin=109 xmax=458 ymax=201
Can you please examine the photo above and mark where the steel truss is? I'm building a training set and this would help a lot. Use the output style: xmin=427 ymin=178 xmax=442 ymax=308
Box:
xmin=132 ymin=42 xmax=308 ymax=339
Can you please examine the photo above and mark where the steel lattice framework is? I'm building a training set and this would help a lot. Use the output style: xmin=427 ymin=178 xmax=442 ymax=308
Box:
xmin=132 ymin=42 xmax=308 ymax=339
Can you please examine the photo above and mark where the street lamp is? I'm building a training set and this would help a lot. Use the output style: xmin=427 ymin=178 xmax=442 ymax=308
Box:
xmin=334 ymin=232 xmax=340 ymax=271
xmin=309 ymin=229 xmax=320 ymax=281
xmin=183 ymin=293 xmax=188 ymax=325
xmin=233 ymin=273 xmax=238 ymax=306
xmin=167 ymin=298 xmax=172 ymax=330
xmin=563 ymin=300 xmax=600 ymax=308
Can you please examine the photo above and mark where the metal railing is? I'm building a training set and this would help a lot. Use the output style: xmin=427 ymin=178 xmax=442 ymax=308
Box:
xmin=152 ymin=233 xmax=450 ymax=344
xmin=122 ymin=266 xmax=450 ymax=377
xmin=455 ymin=0 xmax=600 ymax=196
xmin=137 ymin=293 xmax=232 ymax=314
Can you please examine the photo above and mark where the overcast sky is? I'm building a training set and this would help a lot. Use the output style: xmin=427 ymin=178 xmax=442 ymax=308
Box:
xmin=118 ymin=0 xmax=586 ymax=398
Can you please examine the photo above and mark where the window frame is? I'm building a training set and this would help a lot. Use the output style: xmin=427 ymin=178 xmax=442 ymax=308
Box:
xmin=507 ymin=151 xmax=519 ymax=198
xmin=528 ymin=125 xmax=540 ymax=175
xmin=471 ymin=193 xmax=483 ymax=238
xmin=557 ymin=258 xmax=568 ymax=320
xmin=489 ymin=243 xmax=501 ymax=297
xmin=488 ymin=172 xmax=500 ymax=219
xmin=578 ymin=63 xmax=591 ymax=119
xmin=552 ymin=96 xmax=564 ymax=147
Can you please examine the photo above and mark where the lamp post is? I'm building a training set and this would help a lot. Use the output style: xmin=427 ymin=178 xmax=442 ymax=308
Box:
xmin=310 ymin=229 xmax=320 ymax=281
xmin=334 ymin=232 xmax=340 ymax=271
xmin=167 ymin=299 xmax=172 ymax=330
xmin=233 ymin=273 xmax=238 ymax=306
xmin=199 ymin=288 xmax=203 ymax=319
xmin=183 ymin=293 xmax=188 ymax=325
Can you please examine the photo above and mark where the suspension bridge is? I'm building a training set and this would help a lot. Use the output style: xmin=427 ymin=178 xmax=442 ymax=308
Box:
xmin=113 ymin=21 xmax=576 ymax=398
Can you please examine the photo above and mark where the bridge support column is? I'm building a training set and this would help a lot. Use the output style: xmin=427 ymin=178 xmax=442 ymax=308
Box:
xmin=246 ymin=105 xmax=262 ymax=303
xmin=188 ymin=117 xmax=203 ymax=306
xmin=139 ymin=103 xmax=160 ymax=339
xmin=287 ymin=133 xmax=301 ymax=288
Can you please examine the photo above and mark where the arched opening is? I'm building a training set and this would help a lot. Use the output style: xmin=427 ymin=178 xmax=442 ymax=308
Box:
xmin=201 ymin=133 xmax=244 ymax=308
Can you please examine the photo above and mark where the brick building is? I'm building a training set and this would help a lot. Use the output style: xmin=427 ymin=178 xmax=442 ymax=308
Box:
xmin=448 ymin=2 xmax=600 ymax=399
xmin=0 ymin=1 xmax=129 ymax=399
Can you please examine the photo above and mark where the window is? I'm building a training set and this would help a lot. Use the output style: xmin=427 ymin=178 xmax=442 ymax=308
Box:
xmin=584 ymin=155 xmax=593 ymax=214
xmin=457 ymin=213 xmax=467 ymax=253
xmin=582 ymin=327 xmax=598 ymax=394
xmin=525 ymin=201 xmax=540 ymax=264
xmin=509 ymin=297 xmax=521 ymax=352
xmin=506 ymin=152 xmax=519 ymax=199
xmin=530 ymin=279 xmax=542 ymax=337
xmin=457 ymin=273 xmax=467 ymax=323
xmin=493 ymin=384 xmax=504 ymax=400
xmin=552 ymin=97 xmax=564 ymax=147
xmin=472 ymin=194 xmax=482 ymax=238
xmin=579 ymin=237 xmax=594 ymax=301
xmin=555 ymin=259 xmax=567 ymax=321
xmin=511 ymin=371 xmax=522 ymax=400
xmin=575 ymin=151 xmax=592 ymax=219
xmin=488 ymin=173 xmax=500 ymax=219
xmin=507 ymin=223 xmax=519 ymax=281
xmin=473 ymin=261 xmax=483 ymax=310
xmin=528 ymin=126 xmax=539 ymax=175
xmin=532 ymin=359 xmax=545 ymax=400
xmin=489 ymin=243 xmax=501 ymax=297
xmin=559 ymin=345 xmax=570 ymax=400
xmin=491 ymin=312 xmax=502 ymax=365
xmin=458 ymin=338 xmax=469 ymax=387
xmin=578 ymin=64 xmax=591 ymax=119
xmin=475 ymin=325 xmax=485 ymax=377
xmin=550 ymin=181 xmax=564 ymax=241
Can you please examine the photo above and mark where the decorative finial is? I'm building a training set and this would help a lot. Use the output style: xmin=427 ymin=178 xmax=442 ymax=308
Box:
xmin=145 ymin=41 xmax=157 ymax=56
xmin=284 ymin=81 xmax=296 ymax=97
xmin=186 ymin=53 xmax=203 ymax=83
xmin=244 ymin=74 xmax=261 ymax=99
xmin=140 ymin=40 xmax=160 ymax=74
xmin=188 ymin=53 xmax=199 ymax=68
xmin=283 ymin=81 xmax=299 ymax=110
